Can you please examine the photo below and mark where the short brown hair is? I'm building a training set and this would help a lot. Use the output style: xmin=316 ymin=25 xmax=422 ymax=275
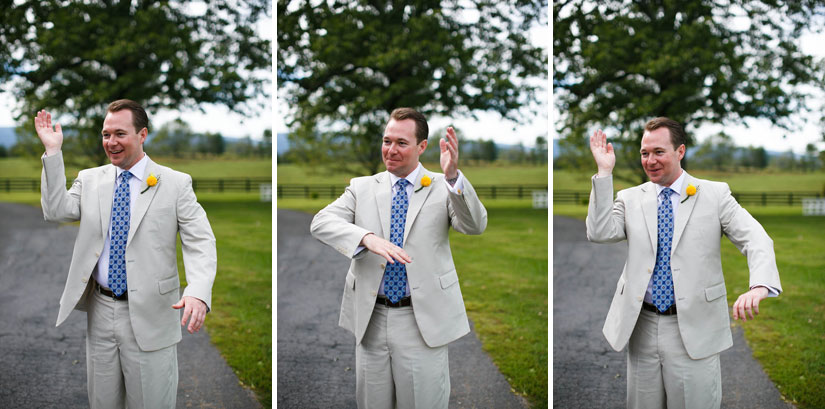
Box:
xmin=107 ymin=99 xmax=149 ymax=133
xmin=644 ymin=117 xmax=686 ymax=149
xmin=388 ymin=108 xmax=428 ymax=144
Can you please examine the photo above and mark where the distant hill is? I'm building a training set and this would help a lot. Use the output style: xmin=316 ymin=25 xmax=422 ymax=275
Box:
xmin=277 ymin=133 xmax=289 ymax=155
xmin=0 ymin=127 xmax=16 ymax=148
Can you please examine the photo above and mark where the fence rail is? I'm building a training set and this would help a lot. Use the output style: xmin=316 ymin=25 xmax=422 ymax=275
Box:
xmin=554 ymin=190 xmax=825 ymax=206
xmin=277 ymin=184 xmax=549 ymax=199
xmin=0 ymin=177 xmax=272 ymax=193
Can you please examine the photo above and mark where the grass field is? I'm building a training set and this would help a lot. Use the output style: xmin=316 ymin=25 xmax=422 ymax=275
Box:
xmin=553 ymin=168 xmax=825 ymax=192
xmin=278 ymin=192 xmax=549 ymax=407
xmin=0 ymin=156 xmax=272 ymax=179
xmin=278 ymin=162 xmax=548 ymax=185
xmin=0 ymin=190 xmax=273 ymax=407
xmin=553 ymin=203 xmax=825 ymax=409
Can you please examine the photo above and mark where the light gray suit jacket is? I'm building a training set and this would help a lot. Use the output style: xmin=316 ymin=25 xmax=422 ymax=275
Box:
xmin=586 ymin=171 xmax=781 ymax=359
xmin=41 ymin=152 xmax=217 ymax=351
xmin=310 ymin=167 xmax=487 ymax=347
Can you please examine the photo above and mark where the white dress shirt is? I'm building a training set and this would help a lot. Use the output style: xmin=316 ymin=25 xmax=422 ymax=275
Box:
xmin=93 ymin=154 xmax=150 ymax=289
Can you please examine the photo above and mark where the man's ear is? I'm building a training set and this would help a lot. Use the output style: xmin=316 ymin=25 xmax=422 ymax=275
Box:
xmin=418 ymin=139 xmax=428 ymax=154
xmin=139 ymin=127 xmax=148 ymax=144
xmin=677 ymin=144 xmax=686 ymax=160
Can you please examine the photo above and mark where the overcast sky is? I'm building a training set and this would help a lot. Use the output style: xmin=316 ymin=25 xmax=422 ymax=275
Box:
xmin=3 ymin=10 xmax=823 ymax=153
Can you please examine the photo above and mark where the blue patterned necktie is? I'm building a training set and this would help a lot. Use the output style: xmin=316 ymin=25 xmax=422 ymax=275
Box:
xmin=651 ymin=187 xmax=675 ymax=312
xmin=383 ymin=178 xmax=410 ymax=303
xmin=108 ymin=171 xmax=131 ymax=296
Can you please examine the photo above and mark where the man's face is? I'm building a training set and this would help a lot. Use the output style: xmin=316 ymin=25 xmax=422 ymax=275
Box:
xmin=102 ymin=110 xmax=146 ymax=170
xmin=640 ymin=127 xmax=685 ymax=186
xmin=382 ymin=118 xmax=427 ymax=178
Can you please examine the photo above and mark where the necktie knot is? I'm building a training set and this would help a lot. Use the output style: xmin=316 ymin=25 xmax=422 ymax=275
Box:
xmin=396 ymin=178 xmax=409 ymax=190
xmin=121 ymin=171 xmax=132 ymax=182
xmin=661 ymin=187 xmax=673 ymax=199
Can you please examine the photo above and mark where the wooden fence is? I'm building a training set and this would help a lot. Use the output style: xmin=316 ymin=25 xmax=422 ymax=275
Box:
xmin=0 ymin=177 xmax=272 ymax=193
xmin=554 ymin=190 xmax=825 ymax=206
xmin=277 ymin=184 xmax=549 ymax=199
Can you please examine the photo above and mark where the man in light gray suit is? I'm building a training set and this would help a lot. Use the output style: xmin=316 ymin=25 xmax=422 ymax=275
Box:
xmin=311 ymin=108 xmax=487 ymax=408
xmin=35 ymin=100 xmax=217 ymax=409
xmin=586 ymin=117 xmax=782 ymax=408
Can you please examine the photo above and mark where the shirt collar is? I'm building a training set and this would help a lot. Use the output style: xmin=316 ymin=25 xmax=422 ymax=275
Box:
xmin=116 ymin=154 xmax=149 ymax=182
xmin=388 ymin=163 xmax=421 ymax=188
xmin=655 ymin=169 xmax=685 ymax=198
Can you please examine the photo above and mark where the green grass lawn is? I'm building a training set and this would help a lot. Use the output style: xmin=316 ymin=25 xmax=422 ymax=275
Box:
xmin=553 ymin=168 xmax=825 ymax=192
xmin=0 ymin=156 xmax=272 ymax=179
xmin=279 ymin=197 xmax=549 ymax=408
xmin=278 ymin=162 xmax=548 ymax=185
xmin=0 ymin=191 xmax=273 ymax=407
xmin=553 ymin=203 xmax=825 ymax=409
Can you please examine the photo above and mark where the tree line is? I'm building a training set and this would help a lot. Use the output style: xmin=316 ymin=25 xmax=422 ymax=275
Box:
xmin=555 ymin=134 xmax=824 ymax=173
xmin=0 ymin=121 xmax=272 ymax=162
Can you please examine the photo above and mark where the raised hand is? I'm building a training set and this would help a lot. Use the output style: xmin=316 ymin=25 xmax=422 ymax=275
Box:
xmin=440 ymin=126 xmax=459 ymax=180
xmin=33 ymin=110 xmax=63 ymax=156
xmin=589 ymin=129 xmax=615 ymax=177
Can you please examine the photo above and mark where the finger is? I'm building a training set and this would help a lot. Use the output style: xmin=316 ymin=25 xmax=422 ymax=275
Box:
xmin=440 ymin=137 xmax=447 ymax=153
xmin=732 ymin=299 xmax=741 ymax=320
xmin=171 ymin=299 xmax=184 ymax=309
xmin=188 ymin=307 xmax=202 ymax=333
xmin=753 ymin=296 xmax=761 ymax=316
xmin=606 ymin=142 xmax=614 ymax=154
xmin=181 ymin=300 xmax=192 ymax=327
xmin=55 ymin=123 xmax=62 ymax=136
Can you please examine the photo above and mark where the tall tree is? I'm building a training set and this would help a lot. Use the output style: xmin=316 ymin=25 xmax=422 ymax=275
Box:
xmin=554 ymin=0 xmax=825 ymax=183
xmin=0 ymin=0 xmax=270 ymax=166
xmin=278 ymin=0 xmax=546 ymax=174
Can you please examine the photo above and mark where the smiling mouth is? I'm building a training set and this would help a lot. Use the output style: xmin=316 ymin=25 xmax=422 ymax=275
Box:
xmin=109 ymin=149 xmax=124 ymax=155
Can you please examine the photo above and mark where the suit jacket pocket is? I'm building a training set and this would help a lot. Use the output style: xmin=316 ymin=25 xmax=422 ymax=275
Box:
xmin=439 ymin=269 xmax=459 ymax=289
xmin=704 ymin=282 xmax=727 ymax=302
xmin=158 ymin=276 xmax=181 ymax=295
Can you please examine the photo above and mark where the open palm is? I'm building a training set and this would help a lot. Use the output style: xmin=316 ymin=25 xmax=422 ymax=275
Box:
xmin=34 ymin=110 xmax=63 ymax=155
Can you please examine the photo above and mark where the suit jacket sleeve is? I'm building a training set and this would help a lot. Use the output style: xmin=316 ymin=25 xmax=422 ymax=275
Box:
xmin=586 ymin=174 xmax=627 ymax=243
xmin=446 ymin=176 xmax=487 ymax=235
xmin=41 ymin=151 xmax=82 ymax=223
xmin=310 ymin=181 xmax=374 ymax=258
xmin=717 ymin=183 xmax=782 ymax=292
xmin=175 ymin=174 xmax=218 ymax=310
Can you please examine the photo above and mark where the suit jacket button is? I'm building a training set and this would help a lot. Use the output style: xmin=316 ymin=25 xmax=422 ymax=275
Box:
xmin=81 ymin=277 xmax=88 ymax=283
xmin=647 ymin=269 xmax=652 ymax=274
xmin=95 ymin=252 xmax=100 ymax=258
xmin=370 ymin=291 xmax=377 ymax=297
xmin=380 ymin=263 xmax=385 ymax=269
xmin=637 ymin=296 xmax=643 ymax=301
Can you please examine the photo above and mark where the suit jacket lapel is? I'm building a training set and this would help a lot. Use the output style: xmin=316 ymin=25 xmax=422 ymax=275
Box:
xmin=404 ymin=167 xmax=434 ymax=243
xmin=128 ymin=159 xmax=159 ymax=244
xmin=640 ymin=182 xmax=658 ymax=252
xmin=374 ymin=172 xmax=392 ymax=240
xmin=98 ymin=165 xmax=116 ymax=238
xmin=672 ymin=173 xmax=698 ymax=252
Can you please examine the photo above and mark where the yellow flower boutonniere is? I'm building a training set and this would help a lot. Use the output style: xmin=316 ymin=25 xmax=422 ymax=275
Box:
xmin=415 ymin=175 xmax=432 ymax=192
xmin=681 ymin=184 xmax=697 ymax=203
xmin=141 ymin=173 xmax=160 ymax=194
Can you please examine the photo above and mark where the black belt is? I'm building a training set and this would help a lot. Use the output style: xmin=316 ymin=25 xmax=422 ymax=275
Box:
xmin=642 ymin=302 xmax=676 ymax=315
xmin=95 ymin=282 xmax=128 ymax=301
xmin=375 ymin=295 xmax=411 ymax=308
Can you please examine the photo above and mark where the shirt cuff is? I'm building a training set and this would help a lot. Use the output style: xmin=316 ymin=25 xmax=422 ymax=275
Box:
xmin=445 ymin=170 xmax=465 ymax=194
xmin=752 ymin=284 xmax=780 ymax=297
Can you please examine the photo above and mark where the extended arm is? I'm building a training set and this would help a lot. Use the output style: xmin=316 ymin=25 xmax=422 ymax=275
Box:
xmin=175 ymin=175 xmax=217 ymax=333
xmin=718 ymin=184 xmax=782 ymax=321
